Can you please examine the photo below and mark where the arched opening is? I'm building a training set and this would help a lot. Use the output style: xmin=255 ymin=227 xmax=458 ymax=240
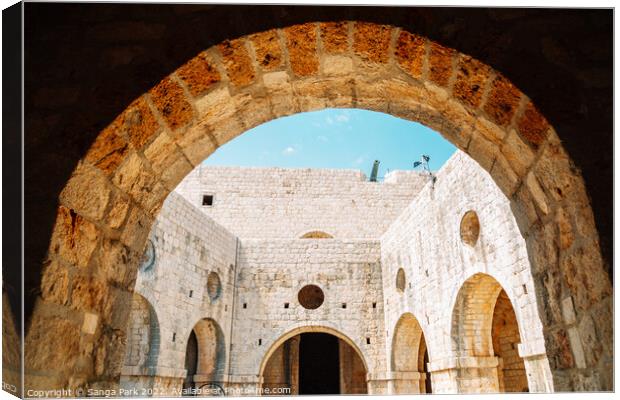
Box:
xmin=450 ymin=273 xmax=528 ymax=393
xmin=182 ymin=318 xmax=226 ymax=395
xmin=119 ymin=293 xmax=161 ymax=391
xmin=25 ymin=20 xmax=611 ymax=393
xmin=391 ymin=313 xmax=431 ymax=394
xmin=261 ymin=331 xmax=367 ymax=395
xmin=300 ymin=231 xmax=333 ymax=239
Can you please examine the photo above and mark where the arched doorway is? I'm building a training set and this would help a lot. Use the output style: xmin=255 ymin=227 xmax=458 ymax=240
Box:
xmin=450 ymin=273 xmax=528 ymax=393
xmin=261 ymin=329 xmax=367 ymax=395
xmin=119 ymin=293 xmax=160 ymax=391
xmin=182 ymin=318 xmax=226 ymax=395
xmin=391 ymin=313 xmax=431 ymax=394
xmin=25 ymin=20 xmax=611 ymax=393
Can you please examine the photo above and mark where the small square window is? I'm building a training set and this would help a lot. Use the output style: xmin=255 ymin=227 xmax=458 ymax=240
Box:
xmin=342 ymin=303 xmax=347 ymax=309
xmin=202 ymin=194 xmax=214 ymax=206
xmin=284 ymin=303 xmax=289 ymax=309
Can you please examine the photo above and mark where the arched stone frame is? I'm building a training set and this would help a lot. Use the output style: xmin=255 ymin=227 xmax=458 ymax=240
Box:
xmin=184 ymin=318 xmax=227 ymax=388
xmin=27 ymin=21 xmax=611 ymax=392
xmin=448 ymin=273 xmax=549 ymax=393
xmin=258 ymin=324 xmax=370 ymax=395
xmin=118 ymin=293 xmax=161 ymax=392
xmin=389 ymin=312 xmax=431 ymax=394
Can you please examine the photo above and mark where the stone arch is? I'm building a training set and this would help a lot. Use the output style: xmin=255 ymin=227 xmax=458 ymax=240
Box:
xmin=390 ymin=313 xmax=431 ymax=394
xmin=118 ymin=293 xmax=160 ymax=391
xmin=28 ymin=20 xmax=611 ymax=392
xmin=259 ymin=325 xmax=368 ymax=395
xmin=259 ymin=325 xmax=368 ymax=379
xmin=184 ymin=318 xmax=227 ymax=390
xmin=450 ymin=273 xmax=534 ymax=393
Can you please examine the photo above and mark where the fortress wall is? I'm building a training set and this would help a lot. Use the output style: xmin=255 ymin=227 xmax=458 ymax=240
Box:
xmin=121 ymin=192 xmax=237 ymax=395
xmin=174 ymin=166 xmax=428 ymax=239
xmin=229 ymin=239 xmax=386 ymax=384
xmin=380 ymin=151 xmax=552 ymax=393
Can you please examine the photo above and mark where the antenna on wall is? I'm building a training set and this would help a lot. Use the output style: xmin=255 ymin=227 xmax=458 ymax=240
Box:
xmin=413 ymin=154 xmax=437 ymax=186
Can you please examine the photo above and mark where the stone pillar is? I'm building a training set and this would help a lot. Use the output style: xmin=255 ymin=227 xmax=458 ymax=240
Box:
xmin=518 ymin=342 xmax=554 ymax=393
xmin=288 ymin=336 xmax=300 ymax=395
xmin=384 ymin=371 xmax=425 ymax=394
xmin=428 ymin=356 xmax=500 ymax=394
xmin=366 ymin=372 xmax=390 ymax=395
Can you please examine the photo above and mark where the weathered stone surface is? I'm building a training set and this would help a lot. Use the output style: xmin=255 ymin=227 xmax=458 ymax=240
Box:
xmin=483 ymin=75 xmax=522 ymax=127
xmin=525 ymin=172 xmax=550 ymax=216
xmin=176 ymin=123 xmax=218 ymax=166
xmin=176 ymin=51 xmax=220 ymax=97
xmin=322 ymin=55 xmax=353 ymax=76
xmin=25 ymin=315 xmax=81 ymax=372
xmin=60 ymin=162 xmax=111 ymax=222
xmin=112 ymin=152 xmax=163 ymax=212
xmin=96 ymin=238 xmax=139 ymax=290
xmin=84 ymin=119 xmax=129 ymax=176
xmin=320 ymin=22 xmax=349 ymax=54
xmin=453 ymin=55 xmax=491 ymax=109
xmin=560 ymin=245 xmax=612 ymax=313
xmin=353 ymin=22 xmax=391 ymax=63
xmin=149 ymin=77 xmax=194 ymax=131
xmin=517 ymin=101 xmax=549 ymax=148
xmin=120 ymin=206 xmax=153 ymax=251
xmin=395 ymin=31 xmax=425 ymax=79
xmin=71 ymin=275 xmax=109 ymax=313
xmin=124 ymin=97 xmax=161 ymax=149
xmin=194 ymin=87 xmax=245 ymax=146
xmin=284 ymin=23 xmax=319 ymax=77
xmin=428 ymin=41 xmax=454 ymax=87
xmin=218 ymin=39 xmax=255 ymax=87
xmin=143 ymin=132 xmax=183 ymax=176
xmin=501 ymin=129 xmax=535 ymax=178
xmin=82 ymin=313 xmax=99 ymax=335
xmin=249 ymin=30 xmax=283 ymax=71
xmin=490 ymin=154 xmax=519 ymax=197
xmin=40 ymin=259 xmax=70 ymax=305
xmin=578 ymin=314 xmax=601 ymax=367
xmin=106 ymin=192 xmax=131 ymax=230
xmin=467 ymin=134 xmax=497 ymax=171
xmin=552 ymin=329 xmax=575 ymax=369
xmin=50 ymin=206 xmax=99 ymax=268
xmin=555 ymin=207 xmax=574 ymax=250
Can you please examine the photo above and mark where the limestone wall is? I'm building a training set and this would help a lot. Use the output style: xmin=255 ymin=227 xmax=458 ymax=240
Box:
xmin=380 ymin=151 xmax=552 ymax=393
xmin=175 ymin=165 xmax=428 ymax=239
xmin=229 ymin=239 xmax=386 ymax=389
xmin=120 ymin=192 xmax=237 ymax=396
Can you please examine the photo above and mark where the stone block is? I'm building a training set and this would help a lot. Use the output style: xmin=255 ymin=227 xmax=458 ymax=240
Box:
xmin=501 ymin=129 xmax=535 ymax=178
xmin=149 ymin=77 xmax=194 ymax=131
xmin=353 ymin=22 xmax=392 ymax=63
xmin=176 ymin=51 xmax=221 ymax=97
xmin=249 ymin=30 xmax=283 ymax=71
xmin=50 ymin=206 xmax=99 ymax=268
xmin=85 ymin=119 xmax=130 ymax=177
xmin=517 ymin=101 xmax=550 ymax=149
xmin=82 ymin=313 xmax=99 ymax=335
xmin=218 ymin=39 xmax=256 ymax=87
xmin=483 ymin=74 xmax=523 ymax=127
xmin=322 ymin=55 xmax=354 ymax=76
xmin=428 ymin=41 xmax=454 ymax=87
xmin=70 ymin=275 xmax=110 ymax=314
xmin=40 ymin=258 xmax=70 ymax=306
xmin=320 ymin=22 xmax=349 ymax=54
xmin=284 ymin=24 xmax=319 ymax=77
xmin=60 ymin=162 xmax=111 ymax=222
xmin=453 ymin=55 xmax=491 ymax=109
xmin=394 ymin=31 xmax=425 ymax=79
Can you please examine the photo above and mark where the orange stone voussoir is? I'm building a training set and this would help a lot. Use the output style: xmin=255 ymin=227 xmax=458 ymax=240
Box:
xmin=483 ymin=74 xmax=523 ymax=127
xmin=353 ymin=22 xmax=392 ymax=63
xmin=453 ymin=55 xmax=492 ymax=109
xmin=249 ymin=30 xmax=284 ymax=71
xmin=395 ymin=30 xmax=425 ymax=79
xmin=218 ymin=39 xmax=256 ymax=87
xmin=428 ymin=41 xmax=454 ymax=87
xmin=149 ymin=77 xmax=194 ymax=131
xmin=284 ymin=23 xmax=319 ymax=77
xmin=176 ymin=51 xmax=221 ymax=97
xmin=517 ymin=101 xmax=550 ymax=149
xmin=320 ymin=22 xmax=349 ymax=54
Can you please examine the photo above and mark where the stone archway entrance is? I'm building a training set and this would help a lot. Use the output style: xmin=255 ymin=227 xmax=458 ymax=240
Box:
xmin=390 ymin=313 xmax=431 ymax=394
xmin=261 ymin=332 xmax=367 ymax=395
xmin=182 ymin=319 xmax=226 ymax=395
xmin=24 ymin=20 xmax=611 ymax=393
xmin=450 ymin=273 xmax=529 ymax=393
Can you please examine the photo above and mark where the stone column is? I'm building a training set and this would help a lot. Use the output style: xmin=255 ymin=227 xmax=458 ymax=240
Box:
xmin=384 ymin=371 xmax=425 ymax=394
xmin=288 ymin=336 xmax=300 ymax=395
xmin=428 ymin=356 xmax=500 ymax=394
xmin=518 ymin=342 xmax=554 ymax=393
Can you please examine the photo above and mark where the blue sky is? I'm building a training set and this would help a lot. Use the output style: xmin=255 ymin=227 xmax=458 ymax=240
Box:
xmin=203 ymin=109 xmax=456 ymax=178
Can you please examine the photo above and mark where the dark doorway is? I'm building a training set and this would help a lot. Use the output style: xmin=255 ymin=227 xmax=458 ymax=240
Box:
xmin=423 ymin=348 xmax=432 ymax=393
xmin=299 ymin=333 xmax=340 ymax=394
xmin=183 ymin=330 xmax=198 ymax=394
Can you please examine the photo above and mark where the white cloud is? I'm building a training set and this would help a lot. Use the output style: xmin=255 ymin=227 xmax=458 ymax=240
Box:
xmin=282 ymin=146 xmax=297 ymax=156
xmin=325 ymin=116 xmax=334 ymax=125
xmin=335 ymin=113 xmax=350 ymax=123
xmin=353 ymin=156 xmax=365 ymax=166
xmin=317 ymin=135 xmax=329 ymax=142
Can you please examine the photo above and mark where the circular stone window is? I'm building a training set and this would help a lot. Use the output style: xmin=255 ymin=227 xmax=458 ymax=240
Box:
xmin=460 ymin=210 xmax=481 ymax=247
xmin=298 ymin=285 xmax=325 ymax=310
xmin=396 ymin=268 xmax=406 ymax=292
xmin=207 ymin=272 xmax=222 ymax=302
xmin=140 ymin=239 xmax=156 ymax=272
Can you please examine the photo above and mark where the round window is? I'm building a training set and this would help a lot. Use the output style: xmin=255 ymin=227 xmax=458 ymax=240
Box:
xmin=460 ymin=210 xmax=481 ymax=247
xmin=207 ymin=272 xmax=222 ymax=301
xmin=298 ymin=285 xmax=325 ymax=310
xmin=396 ymin=268 xmax=406 ymax=292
